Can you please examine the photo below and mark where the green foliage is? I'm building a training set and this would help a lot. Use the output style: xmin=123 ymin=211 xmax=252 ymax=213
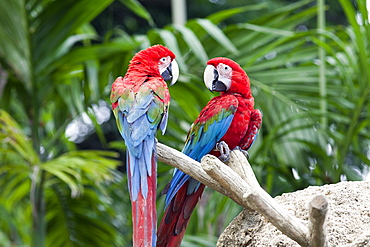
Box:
xmin=0 ymin=0 xmax=142 ymax=245
xmin=1 ymin=0 xmax=370 ymax=246
xmin=119 ymin=0 xmax=154 ymax=26
xmin=0 ymin=109 xmax=126 ymax=246
xmin=316 ymin=0 xmax=370 ymax=180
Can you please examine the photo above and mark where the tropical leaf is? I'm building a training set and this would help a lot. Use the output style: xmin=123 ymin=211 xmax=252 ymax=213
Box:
xmin=32 ymin=0 xmax=114 ymax=65
xmin=206 ymin=3 xmax=268 ymax=24
xmin=0 ymin=0 xmax=31 ymax=90
xmin=119 ymin=0 xmax=154 ymax=26
xmin=195 ymin=19 xmax=238 ymax=55
xmin=45 ymin=177 xmax=127 ymax=247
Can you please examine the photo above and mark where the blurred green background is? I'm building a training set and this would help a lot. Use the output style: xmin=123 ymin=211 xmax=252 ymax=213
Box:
xmin=1 ymin=0 xmax=370 ymax=246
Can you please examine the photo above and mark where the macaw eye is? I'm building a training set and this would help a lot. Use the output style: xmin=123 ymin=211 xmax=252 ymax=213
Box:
xmin=160 ymin=57 xmax=167 ymax=63
xmin=216 ymin=63 xmax=232 ymax=81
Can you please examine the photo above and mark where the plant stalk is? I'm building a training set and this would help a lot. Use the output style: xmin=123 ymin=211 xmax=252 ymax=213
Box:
xmin=30 ymin=29 xmax=45 ymax=247
xmin=31 ymin=167 xmax=46 ymax=247
xmin=317 ymin=0 xmax=327 ymax=129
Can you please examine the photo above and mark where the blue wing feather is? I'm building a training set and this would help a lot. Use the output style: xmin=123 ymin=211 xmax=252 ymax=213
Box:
xmin=164 ymin=109 xmax=235 ymax=208
xmin=187 ymin=178 xmax=202 ymax=194
xmin=126 ymin=92 xmax=152 ymax=123
xmin=117 ymin=87 xmax=167 ymax=202
xmin=139 ymin=153 xmax=148 ymax=197
xmin=159 ymin=110 xmax=168 ymax=134
xmin=144 ymin=139 xmax=155 ymax=176
xmin=128 ymin=152 xmax=140 ymax=200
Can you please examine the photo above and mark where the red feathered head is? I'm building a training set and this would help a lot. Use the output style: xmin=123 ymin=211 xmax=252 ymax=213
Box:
xmin=127 ymin=45 xmax=178 ymax=84
xmin=204 ymin=57 xmax=251 ymax=98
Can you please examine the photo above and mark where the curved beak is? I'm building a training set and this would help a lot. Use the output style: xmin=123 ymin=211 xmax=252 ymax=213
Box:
xmin=161 ymin=59 xmax=179 ymax=86
xmin=204 ymin=65 xmax=215 ymax=91
xmin=170 ymin=59 xmax=179 ymax=86
xmin=203 ymin=65 xmax=229 ymax=92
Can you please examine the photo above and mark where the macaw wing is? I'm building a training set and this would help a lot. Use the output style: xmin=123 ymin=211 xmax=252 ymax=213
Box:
xmin=112 ymin=77 xmax=169 ymax=201
xmin=183 ymin=99 xmax=238 ymax=160
xmin=117 ymin=86 xmax=165 ymax=151
xmin=164 ymin=95 xmax=238 ymax=207
xmin=112 ymin=77 xmax=169 ymax=152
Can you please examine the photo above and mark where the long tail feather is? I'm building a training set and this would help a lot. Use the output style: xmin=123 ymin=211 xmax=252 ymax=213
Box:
xmin=128 ymin=151 xmax=157 ymax=247
xmin=157 ymin=182 xmax=205 ymax=247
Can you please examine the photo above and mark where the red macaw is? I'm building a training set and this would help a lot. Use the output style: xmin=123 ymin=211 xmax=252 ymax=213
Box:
xmin=110 ymin=45 xmax=179 ymax=247
xmin=156 ymin=57 xmax=262 ymax=247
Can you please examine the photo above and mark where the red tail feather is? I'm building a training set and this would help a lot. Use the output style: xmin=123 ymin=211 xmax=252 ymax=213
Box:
xmin=157 ymin=183 xmax=205 ymax=247
xmin=131 ymin=154 xmax=157 ymax=247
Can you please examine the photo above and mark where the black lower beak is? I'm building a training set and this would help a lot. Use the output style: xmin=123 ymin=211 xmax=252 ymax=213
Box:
xmin=212 ymin=69 xmax=227 ymax=92
xmin=161 ymin=63 xmax=172 ymax=81
xmin=212 ymin=80 xmax=227 ymax=91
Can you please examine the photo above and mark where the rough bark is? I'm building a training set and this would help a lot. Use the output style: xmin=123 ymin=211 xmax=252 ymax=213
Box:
xmin=156 ymin=142 xmax=369 ymax=247
xmin=217 ymin=181 xmax=370 ymax=247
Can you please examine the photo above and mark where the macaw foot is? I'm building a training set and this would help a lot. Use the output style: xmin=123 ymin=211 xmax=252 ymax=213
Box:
xmin=215 ymin=141 xmax=230 ymax=162
xmin=233 ymin=146 xmax=249 ymax=159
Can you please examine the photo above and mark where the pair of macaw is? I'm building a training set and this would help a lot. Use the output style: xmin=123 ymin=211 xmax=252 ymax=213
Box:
xmin=110 ymin=45 xmax=262 ymax=247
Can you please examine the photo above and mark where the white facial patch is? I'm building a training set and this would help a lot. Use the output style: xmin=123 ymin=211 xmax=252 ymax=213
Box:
xmin=158 ymin=56 xmax=171 ymax=74
xmin=217 ymin=63 xmax=232 ymax=80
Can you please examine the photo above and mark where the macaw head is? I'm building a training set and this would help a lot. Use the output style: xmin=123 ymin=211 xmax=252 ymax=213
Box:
xmin=128 ymin=44 xmax=179 ymax=86
xmin=203 ymin=57 xmax=251 ymax=97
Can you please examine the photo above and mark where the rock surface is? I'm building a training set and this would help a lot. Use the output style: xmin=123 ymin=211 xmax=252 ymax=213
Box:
xmin=217 ymin=181 xmax=370 ymax=247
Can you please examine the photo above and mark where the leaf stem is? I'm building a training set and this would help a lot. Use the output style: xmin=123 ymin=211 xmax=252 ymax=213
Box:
xmin=317 ymin=0 xmax=327 ymax=129
xmin=31 ymin=167 xmax=46 ymax=247
xmin=27 ymin=2 xmax=45 ymax=244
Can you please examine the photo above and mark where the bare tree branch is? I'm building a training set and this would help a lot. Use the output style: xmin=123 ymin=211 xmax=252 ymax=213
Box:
xmin=309 ymin=195 xmax=329 ymax=247
xmin=201 ymin=152 xmax=310 ymax=247
xmin=201 ymin=154 xmax=251 ymax=207
xmin=156 ymin=142 xmax=328 ymax=247
xmin=156 ymin=143 xmax=227 ymax=195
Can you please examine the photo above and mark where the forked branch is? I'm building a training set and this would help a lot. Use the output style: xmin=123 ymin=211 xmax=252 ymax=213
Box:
xmin=156 ymin=142 xmax=328 ymax=247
